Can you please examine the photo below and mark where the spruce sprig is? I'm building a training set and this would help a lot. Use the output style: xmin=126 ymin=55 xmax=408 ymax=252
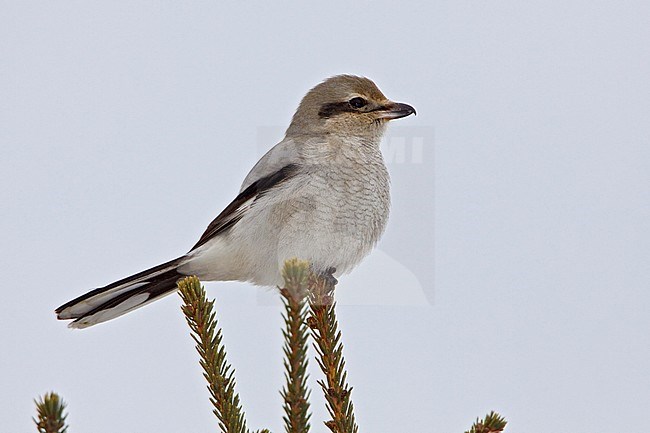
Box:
xmin=178 ymin=276 xmax=250 ymax=433
xmin=465 ymin=411 xmax=508 ymax=433
xmin=35 ymin=263 xmax=509 ymax=433
xmin=307 ymin=270 xmax=358 ymax=433
xmin=33 ymin=392 xmax=68 ymax=433
xmin=280 ymin=259 xmax=312 ymax=433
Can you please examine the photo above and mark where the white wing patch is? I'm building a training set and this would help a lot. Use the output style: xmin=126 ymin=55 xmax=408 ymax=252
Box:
xmin=221 ymin=196 xmax=255 ymax=229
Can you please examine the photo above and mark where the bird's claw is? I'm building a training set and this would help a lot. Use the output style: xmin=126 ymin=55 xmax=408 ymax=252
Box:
xmin=322 ymin=267 xmax=338 ymax=286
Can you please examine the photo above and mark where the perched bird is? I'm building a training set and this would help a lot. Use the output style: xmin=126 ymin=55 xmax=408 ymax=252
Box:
xmin=56 ymin=75 xmax=416 ymax=328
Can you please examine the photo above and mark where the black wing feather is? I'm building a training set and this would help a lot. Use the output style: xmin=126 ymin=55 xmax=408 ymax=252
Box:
xmin=190 ymin=163 xmax=300 ymax=250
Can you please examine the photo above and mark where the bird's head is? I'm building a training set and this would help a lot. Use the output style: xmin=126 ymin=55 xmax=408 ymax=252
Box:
xmin=286 ymin=75 xmax=415 ymax=140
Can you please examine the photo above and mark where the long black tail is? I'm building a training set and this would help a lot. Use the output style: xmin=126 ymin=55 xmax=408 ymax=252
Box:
xmin=55 ymin=257 xmax=184 ymax=329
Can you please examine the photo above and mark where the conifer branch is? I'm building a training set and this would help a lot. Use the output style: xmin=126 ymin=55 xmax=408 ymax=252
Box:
xmin=178 ymin=276 xmax=251 ymax=433
xmin=34 ymin=270 xmax=508 ymax=433
xmin=307 ymin=270 xmax=358 ymax=433
xmin=280 ymin=259 xmax=312 ymax=433
xmin=33 ymin=392 xmax=68 ymax=433
xmin=465 ymin=411 xmax=507 ymax=433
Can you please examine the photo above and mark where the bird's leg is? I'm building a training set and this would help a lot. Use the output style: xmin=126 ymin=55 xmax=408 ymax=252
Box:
xmin=321 ymin=267 xmax=338 ymax=287
xmin=308 ymin=265 xmax=338 ymax=287
xmin=307 ymin=265 xmax=338 ymax=306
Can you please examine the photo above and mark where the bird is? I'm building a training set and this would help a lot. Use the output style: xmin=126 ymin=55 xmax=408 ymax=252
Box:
xmin=55 ymin=75 xmax=416 ymax=328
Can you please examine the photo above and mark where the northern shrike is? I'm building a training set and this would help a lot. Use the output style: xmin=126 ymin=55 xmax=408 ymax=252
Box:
xmin=56 ymin=75 xmax=416 ymax=328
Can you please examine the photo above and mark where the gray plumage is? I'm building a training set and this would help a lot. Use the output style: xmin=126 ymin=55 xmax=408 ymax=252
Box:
xmin=56 ymin=75 xmax=415 ymax=328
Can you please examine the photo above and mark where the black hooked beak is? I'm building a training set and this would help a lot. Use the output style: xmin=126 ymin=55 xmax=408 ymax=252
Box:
xmin=376 ymin=101 xmax=417 ymax=120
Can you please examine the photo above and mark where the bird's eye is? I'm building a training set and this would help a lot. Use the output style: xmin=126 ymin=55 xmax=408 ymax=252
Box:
xmin=349 ymin=97 xmax=368 ymax=109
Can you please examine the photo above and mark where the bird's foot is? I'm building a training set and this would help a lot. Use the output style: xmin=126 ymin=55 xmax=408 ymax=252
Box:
xmin=321 ymin=267 xmax=338 ymax=287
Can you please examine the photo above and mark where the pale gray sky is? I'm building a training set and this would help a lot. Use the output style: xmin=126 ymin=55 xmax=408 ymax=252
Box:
xmin=2 ymin=2 xmax=649 ymax=432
